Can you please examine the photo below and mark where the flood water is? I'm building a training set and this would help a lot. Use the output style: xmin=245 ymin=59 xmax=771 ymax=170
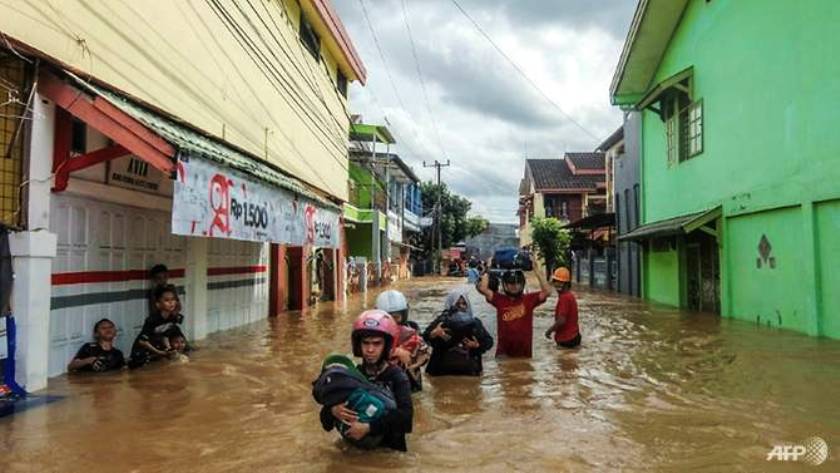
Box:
xmin=2 ymin=277 xmax=839 ymax=472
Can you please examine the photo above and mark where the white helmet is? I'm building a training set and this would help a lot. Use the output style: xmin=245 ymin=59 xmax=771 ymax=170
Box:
xmin=375 ymin=290 xmax=409 ymax=323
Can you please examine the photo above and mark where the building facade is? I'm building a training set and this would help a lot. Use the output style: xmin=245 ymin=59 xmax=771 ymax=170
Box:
xmin=612 ymin=113 xmax=642 ymax=297
xmin=518 ymin=154 xmax=607 ymax=249
xmin=1 ymin=0 xmax=366 ymax=391
xmin=611 ymin=0 xmax=840 ymax=338
xmin=345 ymin=122 xmax=422 ymax=287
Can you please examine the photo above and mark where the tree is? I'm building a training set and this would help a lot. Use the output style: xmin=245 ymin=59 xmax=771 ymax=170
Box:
xmin=408 ymin=181 xmax=488 ymax=259
xmin=465 ymin=216 xmax=489 ymax=239
xmin=530 ymin=217 xmax=571 ymax=277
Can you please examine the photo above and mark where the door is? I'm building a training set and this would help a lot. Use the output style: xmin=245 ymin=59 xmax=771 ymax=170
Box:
xmin=685 ymin=231 xmax=720 ymax=314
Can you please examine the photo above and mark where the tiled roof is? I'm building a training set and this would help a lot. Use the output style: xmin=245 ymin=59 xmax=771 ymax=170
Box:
xmin=566 ymin=152 xmax=605 ymax=170
xmin=525 ymin=159 xmax=604 ymax=191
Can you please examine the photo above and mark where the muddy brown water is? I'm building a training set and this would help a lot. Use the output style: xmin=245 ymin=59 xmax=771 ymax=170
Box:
xmin=2 ymin=277 xmax=839 ymax=472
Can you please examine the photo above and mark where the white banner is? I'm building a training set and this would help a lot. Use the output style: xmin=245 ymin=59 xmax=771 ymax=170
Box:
xmin=172 ymin=157 xmax=340 ymax=248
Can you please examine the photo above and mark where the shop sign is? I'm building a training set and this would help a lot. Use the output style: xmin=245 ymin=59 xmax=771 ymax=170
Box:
xmin=172 ymin=157 xmax=339 ymax=247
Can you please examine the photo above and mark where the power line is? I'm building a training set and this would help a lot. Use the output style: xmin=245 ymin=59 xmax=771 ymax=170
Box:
xmin=423 ymin=159 xmax=450 ymax=272
xmin=400 ymin=0 xmax=449 ymax=162
xmin=357 ymin=0 xmax=408 ymax=115
xmin=356 ymin=0 xmax=434 ymax=167
xmin=447 ymin=0 xmax=600 ymax=142
xmin=206 ymin=0 xmax=351 ymax=175
xmin=220 ymin=1 xmax=348 ymax=154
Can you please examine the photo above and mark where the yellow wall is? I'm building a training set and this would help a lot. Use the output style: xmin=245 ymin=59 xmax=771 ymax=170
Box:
xmin=520 ymin=190 xmax=545 ymax=248
xmin=1 ymin=0 xmax=354 ymax=200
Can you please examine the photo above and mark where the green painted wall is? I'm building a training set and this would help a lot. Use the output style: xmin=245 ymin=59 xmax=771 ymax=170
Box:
xmin=642 ymin=0 xmax=840 ymax=224
xmin=346 ymin=224 xmax=373 ymax=258
xmin=349 ymin=162 xmax=384 ymax=209
xmin=637 ymin=0 xmax=840 ymax=338
xmin=815 ymin=200 xmax=840 ymax=338
xmin=727 ymin=207 xmax=808 ymax=332
xmin=644 ymin=248 xmax=680 ymax=307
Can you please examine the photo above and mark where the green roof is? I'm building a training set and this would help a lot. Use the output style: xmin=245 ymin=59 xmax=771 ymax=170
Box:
xmin=349 ymin=123 xmax=395 ymax=144
xmin=66 ymin=71 xmax=338 ymax=210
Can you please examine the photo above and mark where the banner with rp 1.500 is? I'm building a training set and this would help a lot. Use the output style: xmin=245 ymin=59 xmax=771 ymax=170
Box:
xmin=171 ymin=156 xmax=340 ymax=248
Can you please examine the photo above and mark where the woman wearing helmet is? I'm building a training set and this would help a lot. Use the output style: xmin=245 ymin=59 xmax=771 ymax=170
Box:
xmin=320 ymin=310 xmax=414 ymax=451
xmin=544 ymin=267 xmax=581 ymax=349
xmin=375 ymin=290 xmax=430 ymax=392
xmin=478 ymin=266 xmax=552 ymax=358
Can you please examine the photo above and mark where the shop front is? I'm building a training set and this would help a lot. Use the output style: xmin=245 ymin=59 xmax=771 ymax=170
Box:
xmin=12 ymin=69 xmax=344 ymax=387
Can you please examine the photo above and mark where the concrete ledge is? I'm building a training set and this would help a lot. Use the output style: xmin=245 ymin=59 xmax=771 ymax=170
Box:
xmin=9 ymin=231 xmax=57 ymax=258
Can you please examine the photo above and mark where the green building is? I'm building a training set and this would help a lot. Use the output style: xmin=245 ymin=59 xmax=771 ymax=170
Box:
xmin=344 ymin=123 xmax=393 ymax=278
xmin=611 ymin=0 xmax=840 ymax=338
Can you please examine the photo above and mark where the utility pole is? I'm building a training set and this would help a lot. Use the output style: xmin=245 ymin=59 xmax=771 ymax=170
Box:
xmin=423 ymin=159 xmax=450 ymax=273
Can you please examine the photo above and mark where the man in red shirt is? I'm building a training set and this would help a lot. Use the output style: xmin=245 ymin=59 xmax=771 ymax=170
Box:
xmin=478 ymin=268 xmax=551 ymax=358
xmin=544 ymin=267 xmax=581 ymax=349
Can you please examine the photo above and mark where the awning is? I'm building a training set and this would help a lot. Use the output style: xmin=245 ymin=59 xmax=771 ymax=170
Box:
xmin=619 ymin=206 xmax=721 ymax=241
xmin=636 ymin=66 xmax=693 ymax=111
xmin=563 ymin=213 xmax=615 ymax=230
xmin=58 ymin=70 xmax=336 ymax=210
xmin=41 ymin=70 xmax=344 ymax=247
xmin=349 ymin=123 xmax=395 ymax=144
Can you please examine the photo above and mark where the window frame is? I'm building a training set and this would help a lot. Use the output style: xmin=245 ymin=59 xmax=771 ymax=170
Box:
xmin=685 ymin=99 xmax=703 ymax=159
xmin=662 ymin=90 xmax=703 ymax=165
xmin=336 ymin=70 xmax=348 ymax=98
xmin=299 ymin=11 xmax=321 ymax=61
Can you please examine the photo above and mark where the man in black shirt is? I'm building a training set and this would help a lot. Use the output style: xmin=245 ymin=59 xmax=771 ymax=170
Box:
xmin=320 ymin=310 xmax=413 ymax=451
xmin=68 ymin=318 xmax=125 ymax=373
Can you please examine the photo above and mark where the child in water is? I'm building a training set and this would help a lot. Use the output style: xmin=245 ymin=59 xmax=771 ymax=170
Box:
xmin=68 ymin=318 xmax=126 ymax=373
xmin=129 ymin=285 xmax=186 ymax=368
xmin=320 ymin=310 xmax=414 ymax=451
xmin=544 ymin=267 xmax=581 ymax=348
xmin=168 ymin=333 xmax=190 ymax=363
xmin=375 ymin=289 xmax=430 ymax=392
xmin=478 ymin=268 xmax=551 ymax=358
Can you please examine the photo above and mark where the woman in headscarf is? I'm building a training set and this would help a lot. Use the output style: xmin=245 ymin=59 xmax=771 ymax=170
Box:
xmin=423 ymin=287 xmax=494 ymax=376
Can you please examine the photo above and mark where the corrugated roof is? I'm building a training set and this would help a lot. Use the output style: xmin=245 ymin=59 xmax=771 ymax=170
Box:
xmin=67 ymin=72 xmax=337 ymax=209
xmin=566 ymin=152 xmax=606 ymax=170
xmin=526 ymin=159 xmax=604 ymax=191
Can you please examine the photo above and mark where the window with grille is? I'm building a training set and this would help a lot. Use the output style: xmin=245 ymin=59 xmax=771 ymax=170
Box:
xmin=684 ymin=100 xmax=703 ymax=158
xmin=663 ymin=89 xmax=703 ymax=165
xmin=0 ymin=53 xmax=30 ymax=228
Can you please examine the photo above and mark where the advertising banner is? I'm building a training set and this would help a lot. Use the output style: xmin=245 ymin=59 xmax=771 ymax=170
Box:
xmin=172 ymin=156 xmax=340 ymax=248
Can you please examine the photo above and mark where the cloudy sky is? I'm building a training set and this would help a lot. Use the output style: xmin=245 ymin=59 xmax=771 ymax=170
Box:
xmin=333 ymin=0 xmax=637 ymax=223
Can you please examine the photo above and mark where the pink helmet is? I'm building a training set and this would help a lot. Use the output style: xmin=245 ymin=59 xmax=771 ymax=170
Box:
xmin=351 ymin=310 xmax=400 ymax=359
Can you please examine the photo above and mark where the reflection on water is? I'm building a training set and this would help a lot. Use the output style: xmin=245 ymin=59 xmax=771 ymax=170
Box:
xmin=2 ymin=278 xmax=839 ymax=472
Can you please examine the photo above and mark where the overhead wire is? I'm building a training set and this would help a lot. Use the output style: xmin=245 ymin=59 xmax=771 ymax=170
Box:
xmin=243 ymin=0 xmax=350 ymax=140
xmin=215 ymin=0 xmax=347 ymax=155
xmin=447 ymin=0 xmax=600 ymax=142
xmin=205 ymin=0 xmax=351 ymax=174
xmin=399 ymin=0 xmax=449 ymax=162
xmin=356 ymin=0 xmax=428 ymax=165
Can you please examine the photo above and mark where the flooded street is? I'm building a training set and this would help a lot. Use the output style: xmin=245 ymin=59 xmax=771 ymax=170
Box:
xmin=2 ymin=277 xmax=839 ymax=472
